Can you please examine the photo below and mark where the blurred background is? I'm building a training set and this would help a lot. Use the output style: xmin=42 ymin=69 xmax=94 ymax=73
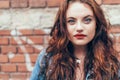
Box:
xmin=0 ymin=0 xmax=120 ymax=80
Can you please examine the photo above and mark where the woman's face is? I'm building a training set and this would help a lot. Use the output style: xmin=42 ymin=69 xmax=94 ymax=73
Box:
xmin=66 ymin=2 xmax=96 ymax=47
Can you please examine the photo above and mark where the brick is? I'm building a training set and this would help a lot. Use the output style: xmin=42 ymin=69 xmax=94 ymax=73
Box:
xmin=0 ymin=30 xmax=11 ymax=36
xmin=0 ymin=0 xmax=9 ymax=9
xmin=44 ymin=35 xmax=50 ymax=44
xmin=33 ymin=29 xmax=46 ymax=35
xmin=0 ymin=37 xmax=9 ymax=45
xmin=27 ymin=72 xmax=31 ymax=79
xmin=9 ymin=54 xmax=25 ymax=63
xmin=29 ymin=0 xmax=46 ymax=8
xmin=10 ymin=73 xmax=27 ymax=79
xmin=103 ymin=0 xmax=120 ymax=4
xmin=11 ymin=0 xmax=28 ymax=8
xmin=34 ymin=48 xmax=41 ymax=53
xmin=10 ymin=37 xmax=27 ymax=45
xmin=27 ymin=36 xmax=44 ymax=44
xmin=47 ymin=0 xmax=63 ymax=7
xmin=1 ymin=46 xmax=17 ymax=54
xmin=18 ymin=46 xmax=34 ymax=53
xmin=114 ymin=43 xmax=120 ymax=52
xmin=113 ymin=36 xmax=120 ymax=43
xmin=18 ymin=29 xmax=33 ymax=36
xmin=0 ymin=73 xmax=9 ymax=79
xmin=110 ymin=26 xmax=120 ymax=33
xmin=95 ymin=0 xmax=103 ymax=5
xmin=1 ymin=64 xmax=16 ymax=72
xmin=31 ymin=62 xmax=36 ymax=67
xmin=17 ymin=64 xmax=28 ymax=72
xmin=0 ymin=55 xmax=8 ymax=63
xmin=30 ymin=54 xmax=38 ymax=63
xmin=118 ymin=53 xmax=120 ymax=61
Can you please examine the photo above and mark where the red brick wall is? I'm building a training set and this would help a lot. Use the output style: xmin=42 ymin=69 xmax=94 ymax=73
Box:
xmin=0 ymin=29 xmax=49 ymax=79
xmin=0 ymin=0 xmax=120 ymax=8
xmin=0 ymin=0 xmax=120 ymax=80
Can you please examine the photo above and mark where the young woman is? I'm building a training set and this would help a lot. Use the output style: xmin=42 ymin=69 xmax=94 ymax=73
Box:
xmin=30 ymin=0 xmax=120 ymax=80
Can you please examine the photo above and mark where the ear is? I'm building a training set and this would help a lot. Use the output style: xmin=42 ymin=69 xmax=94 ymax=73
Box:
xmin=95 ymin=0 xmax=103 ymax=5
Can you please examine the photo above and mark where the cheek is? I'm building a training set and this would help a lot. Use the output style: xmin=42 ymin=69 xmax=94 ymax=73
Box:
xmin=67 ymin=25 xmax=73 ymax=34
xmin=67 ymin=27 xmax=74 ymax=39
xmin=87 ymin=26 xmax=96 ymax=38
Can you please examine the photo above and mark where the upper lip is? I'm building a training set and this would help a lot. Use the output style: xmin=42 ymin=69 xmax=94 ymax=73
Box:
xmin=74 ymin=34 xmax=86 ymax=37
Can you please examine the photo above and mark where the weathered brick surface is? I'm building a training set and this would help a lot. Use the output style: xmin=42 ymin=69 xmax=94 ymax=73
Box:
xmin=10 ymin=73 xmax=27 ymax=79
xmin=0 ymin=37 xmax=9 ymax=45
xmin=17 ymin=64 xmax=28 ymax=72
xmin=33 ymin=29 xmax=46 ymax=35
xmin=11 ymin=0 xmax=28 ymax=8
xmin=110 ymin=26 xmax=120 ymax=33
xmin=47 ymin=0 xmax=62 ymax=7
xmin=0 ymin=29 xmax=47 ymax=79
xmin=0 ymin=0 xmax=9 ymax=9
xmin=27 ymin=36 xmax=44 ymax=44
xmin=114 ymin=42 xmax=120 ymax=52
xmin=1 ymin=46 xmax=17 ymax=54
xmin=0 ymin=30 xmax=11 ymax=36
xmin=0 ymin=55 xmax=8 ymax=63
xmin=0 ymin=0 xmax=120 ymax=9
xmin=29 ymin=0 xmax=46 ymax=8
xmin=10 ymin=37 xmax=27 ymax=45
xmin=18 ymin=30 xmax=33 ymax=36
xmin=1 ymin=64 xmax=17 ymax=72
xmin=30 ymin=54 xmax=38 ymax=63
xmin=18 ymin=46 xmax=34 ymax=53
xmin=0 ymin=73 xmax=9 ymax=79
xmin=9 ymin=54 xmax=25 ymax=63
xmin=118 ymin=36 xmax=120 ymax=43
xmin=0 ymin=0 xmax=120 ymax=80
xmin=103 ymin=0 xmax=120 ymax=4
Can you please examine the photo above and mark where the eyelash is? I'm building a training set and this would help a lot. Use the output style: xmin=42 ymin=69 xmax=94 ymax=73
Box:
xmin=67 ymin=19 xmax=75 ymax=25
xmin=84 ymin=18 xmax=92 ymax=24
xmin=67 ymin=18 xmax=92 ymax=25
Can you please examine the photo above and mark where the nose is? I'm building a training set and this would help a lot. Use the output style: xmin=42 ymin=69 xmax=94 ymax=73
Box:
xmin=76 ymin=21 xmax=83 ymax=33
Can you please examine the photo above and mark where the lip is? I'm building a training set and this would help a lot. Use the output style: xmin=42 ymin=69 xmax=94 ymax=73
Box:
xmin=74 ymin=34 xmax=87 ymax=39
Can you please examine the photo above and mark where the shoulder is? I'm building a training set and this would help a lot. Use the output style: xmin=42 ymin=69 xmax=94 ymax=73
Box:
xmin=30 ymin=48 xmax=48 ymax=80
xmin=37 ymin=48 xmax=48 ymax=66
xmin=37 ymin=48 xmax=52 ymax=68
xmin=38 ymin=49 xmax=47 ymax=61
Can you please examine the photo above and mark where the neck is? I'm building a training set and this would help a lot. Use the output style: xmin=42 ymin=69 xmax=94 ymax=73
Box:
xmin=74 ymin=45 xmax=87 ymax=60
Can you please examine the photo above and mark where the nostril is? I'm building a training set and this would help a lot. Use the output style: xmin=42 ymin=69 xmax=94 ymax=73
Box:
xmin=77 ymin=30 xmax=83 ymax=32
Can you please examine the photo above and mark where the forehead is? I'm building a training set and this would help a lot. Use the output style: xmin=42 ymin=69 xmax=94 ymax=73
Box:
xmin=66 ymin=2 xmax=94 ymax=18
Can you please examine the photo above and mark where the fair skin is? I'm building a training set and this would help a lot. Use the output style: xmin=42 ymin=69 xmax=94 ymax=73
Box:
xmin=66 ymin=2 xmax=96 ymax=80
xmin=66 ymin=1 xmax=96 ymax=59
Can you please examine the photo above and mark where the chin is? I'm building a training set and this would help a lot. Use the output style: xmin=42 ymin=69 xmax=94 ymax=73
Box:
xmin=73 ymin=43 xmax=88 ymax=46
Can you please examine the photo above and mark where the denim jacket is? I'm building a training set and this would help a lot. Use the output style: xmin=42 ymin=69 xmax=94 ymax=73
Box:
xmin=30 ymin=49 xmax=120 ymax=80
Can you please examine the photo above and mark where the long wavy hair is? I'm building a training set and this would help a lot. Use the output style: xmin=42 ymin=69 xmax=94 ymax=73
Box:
xmin=44 ymin=0 xmax=119 ymax=80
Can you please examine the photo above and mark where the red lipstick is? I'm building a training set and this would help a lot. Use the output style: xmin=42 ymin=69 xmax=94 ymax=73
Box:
xmin=74 ymin=34 xmax=86 ymax=39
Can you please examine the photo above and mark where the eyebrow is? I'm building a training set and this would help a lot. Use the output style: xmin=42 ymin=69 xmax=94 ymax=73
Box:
xmin=66 ymin=15 xmax=95 ymax=19
xmin=84 ymin=15 xmax=95 ymax=18
xmin=66 ymin=17 xmax=76 ymax=20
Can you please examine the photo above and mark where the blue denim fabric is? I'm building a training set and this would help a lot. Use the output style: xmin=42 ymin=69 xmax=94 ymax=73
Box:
xmin=30 ymin=49 xmax=47 ymax=80
xmin=30 ymin=49 xmax=120 ymax=80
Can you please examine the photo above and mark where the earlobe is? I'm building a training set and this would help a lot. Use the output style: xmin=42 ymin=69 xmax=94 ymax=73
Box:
xmin=95 ymin=0 xmax=103 ymax=5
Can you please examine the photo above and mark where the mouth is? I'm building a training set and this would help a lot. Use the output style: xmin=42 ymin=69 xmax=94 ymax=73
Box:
xmin=74 ymin=34 xmax=87 ymax=39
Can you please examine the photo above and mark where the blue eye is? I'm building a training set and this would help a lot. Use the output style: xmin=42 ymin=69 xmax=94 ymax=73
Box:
xmin=84 ymin=18 xmax=92 ymax=24
xmin=67 ymin=19 xmax=75 ymax=25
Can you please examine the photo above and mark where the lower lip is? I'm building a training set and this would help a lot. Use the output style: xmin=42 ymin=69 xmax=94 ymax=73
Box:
xmin=74 ymin=36 xmax=86 ymax=39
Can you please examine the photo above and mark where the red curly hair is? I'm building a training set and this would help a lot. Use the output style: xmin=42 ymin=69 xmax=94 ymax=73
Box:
xmin=43 ymin=0 xmax=120 ymax=80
